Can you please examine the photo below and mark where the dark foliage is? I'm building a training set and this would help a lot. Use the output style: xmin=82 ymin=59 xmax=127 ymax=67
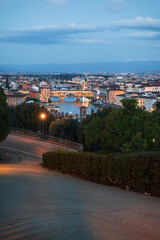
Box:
xmin=49 ymin=118 xmax=79 ymax=142
xmin=43 ymin=151 xmax=160 ymax=196
xmin=83 ymin=99 xmax=160 ymax=153
xmin=10 ymin=103 xmax=55 ymax=134
xmin=0 ymin=87 xmax=11 ymax=142
xmin=6 ymin=78 xmax=10 ymax=90
xmin=78 ymin=107 xmax=112 ymax=148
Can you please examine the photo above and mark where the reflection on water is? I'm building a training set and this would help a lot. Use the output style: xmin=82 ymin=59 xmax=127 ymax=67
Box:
xmin=50 ymin=97 xmax=97 ymax=115
xmin=63 ymin=97 xmax=76 ymax=102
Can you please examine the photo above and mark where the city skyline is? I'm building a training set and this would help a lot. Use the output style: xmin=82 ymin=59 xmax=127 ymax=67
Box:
xmin=0 ymin=0 xmax=160 ymax=65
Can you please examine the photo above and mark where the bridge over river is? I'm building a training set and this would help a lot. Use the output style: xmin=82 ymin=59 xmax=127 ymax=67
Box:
xmin=51 ymin=89 xmax=96 ymax=99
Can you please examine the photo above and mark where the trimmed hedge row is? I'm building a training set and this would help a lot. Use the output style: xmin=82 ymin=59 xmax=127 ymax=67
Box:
xmin=43 ymin=151 xmax=160 ymax=196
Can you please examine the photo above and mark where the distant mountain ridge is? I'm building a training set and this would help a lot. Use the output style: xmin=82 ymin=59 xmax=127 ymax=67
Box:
xmin=0 ymin=61 xmax=160 ymax=73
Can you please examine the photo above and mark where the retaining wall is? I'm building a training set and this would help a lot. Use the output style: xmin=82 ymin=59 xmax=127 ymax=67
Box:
xmin=11 ymin=130 xmax=83 ymax=151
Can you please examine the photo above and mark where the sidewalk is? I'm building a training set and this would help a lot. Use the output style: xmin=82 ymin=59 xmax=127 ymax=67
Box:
xmin=11 ymin=130 xmax=83 ymax=151
xmin=0 ymin=147 xmax=41 ymax=164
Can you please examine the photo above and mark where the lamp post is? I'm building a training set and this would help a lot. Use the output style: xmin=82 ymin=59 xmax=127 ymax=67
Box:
xmin=40 ymin=113 xmax=46 ymax=140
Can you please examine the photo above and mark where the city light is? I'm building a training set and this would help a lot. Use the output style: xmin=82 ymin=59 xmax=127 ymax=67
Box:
xmin=40 ymin=113 xmax=46 ymax=119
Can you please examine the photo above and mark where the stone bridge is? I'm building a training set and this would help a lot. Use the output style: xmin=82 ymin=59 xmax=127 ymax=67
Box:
xmin=51 ymin=90 xmax=95 ymax=99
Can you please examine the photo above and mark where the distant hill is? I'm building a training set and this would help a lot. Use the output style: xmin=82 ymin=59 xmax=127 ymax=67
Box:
xmin=0 ymin=61 xmax=160 ymax=73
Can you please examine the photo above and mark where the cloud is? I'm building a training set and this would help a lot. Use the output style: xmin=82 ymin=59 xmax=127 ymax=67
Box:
xmin=109 ymin=16 xmax=160 ymax=40
xmin=1 ymin=16 xmax=160 ymax=45
xmin=123 ymin=58 xmax=160 ymax=62
xmin=44 ymin=0 xmax=68 ymax=8
xmin=0 ymin=23 xmax=103 ymax=45
xmin=105 ymin=0 xmax=128 ymax=13
xmin=75 ymin=39 xmax=108 ymax=44
xmin=127 ymin=31 xmax=160 ymax=40
xmin=110 ymin=16 xmax=160 ymax=31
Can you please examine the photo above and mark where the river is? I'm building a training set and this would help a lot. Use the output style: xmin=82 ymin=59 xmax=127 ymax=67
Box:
xmin=50 ymin=97 xmax=97 ymax=115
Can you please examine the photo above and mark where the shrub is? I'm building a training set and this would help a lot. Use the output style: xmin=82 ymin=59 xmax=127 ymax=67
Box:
xmin=43 ymin=151 xmax=160 ymax=196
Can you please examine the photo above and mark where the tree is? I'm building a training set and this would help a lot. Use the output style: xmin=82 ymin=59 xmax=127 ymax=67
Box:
xmin=154 ymin=101 xmax=160 ymax=111
xmin=121 ymin=98 xmax=138 ymax=115
xmin=83 ymin=99 xmax=160 ymax=153
xmin=49 ymin=120 xmax=63 ymax=138
xmin=78 ymin=107 xmax=112 ymax=146
xmin=84 ymin=116 xmax=104 ymax=151
xmin=102 ymin=99 xmax=148 ymax=153
xmin=0 ymin=87 xmax=11 ymax=142
xmin=49 ymin=119 xmax=79 ymax=142
xmin=10 ymin=103 xmax=55 ymax=133
xmin=103 ymin=99 xmax=160 ymax=153
xmin=6 ymin=78 xmax=10 ymax=90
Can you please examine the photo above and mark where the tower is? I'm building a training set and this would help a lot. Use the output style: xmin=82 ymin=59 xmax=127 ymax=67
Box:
xmin=80 ymin=106 xmax=87 ymax=120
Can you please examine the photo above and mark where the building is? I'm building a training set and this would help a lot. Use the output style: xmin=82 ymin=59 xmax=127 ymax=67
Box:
xmin=39 ymin=81 xmax=50 ymax=88
xmin=80 ymin=106 xmax=88 ymax=120
xmin=30 ymin=90 xmax=39 ymax=99
xmin=129 ymin=96 xmax=145 ymax=109
xmin=107 ymin=88 xmax=124 ymax=104
xmin=137 ymin=97 xmax=145 ymax=109
xmin=144 ymin=96 xmax=157 ymax=112
xmin=116 ymin=94 xmax=126 ymax=106
xmin=40 ymin=86 xmax=51 ymax=102
xmin=10 ymin=79 xmax=17 ymax=90
xmin=41 ymin=103 xmax=60 ymax=113
xmin=144 ymin=85 xmax=160 ymax=93
xmin=6 ymin=93 xmax=28 ymax=106
xmin=22 ymin=83 xmax=32 ymax=91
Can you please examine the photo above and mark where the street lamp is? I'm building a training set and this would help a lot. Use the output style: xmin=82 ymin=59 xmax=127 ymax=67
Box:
xmin=40 ymin=113 xmax=46 ymax=140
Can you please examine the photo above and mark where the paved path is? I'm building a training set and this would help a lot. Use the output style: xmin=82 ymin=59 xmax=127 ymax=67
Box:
xmin=0 ymin=135 xmax=160 ymax=240
xmin=0 ymin=134 xmax=75 ymax=157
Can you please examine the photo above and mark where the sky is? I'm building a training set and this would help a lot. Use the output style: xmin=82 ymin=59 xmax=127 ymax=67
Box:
xmin=0 ymin=0 xmax=160 ymax=65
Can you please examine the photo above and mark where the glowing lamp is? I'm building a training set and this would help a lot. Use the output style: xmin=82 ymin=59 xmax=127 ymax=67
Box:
xmin=40 ymin=113 xmax=46 ymax=119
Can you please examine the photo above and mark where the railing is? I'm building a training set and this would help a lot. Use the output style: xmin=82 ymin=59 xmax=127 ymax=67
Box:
xmin=11 ymin=130 xmax=83 ymax=151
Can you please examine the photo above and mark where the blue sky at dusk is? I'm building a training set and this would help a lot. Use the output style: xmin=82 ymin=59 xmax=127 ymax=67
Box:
xmin=0 ymin=0 xmax=160 ymax=65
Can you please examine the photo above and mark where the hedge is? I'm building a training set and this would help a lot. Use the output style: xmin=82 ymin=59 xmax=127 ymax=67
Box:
xmin=43 ymin=151 xmax=160 ymax=196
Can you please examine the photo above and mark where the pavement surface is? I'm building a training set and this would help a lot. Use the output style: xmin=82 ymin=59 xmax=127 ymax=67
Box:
xmin=0 ymin=135 xmax=160 ymax=240
xmin=0 ymin=134 xmax=75 ymax=157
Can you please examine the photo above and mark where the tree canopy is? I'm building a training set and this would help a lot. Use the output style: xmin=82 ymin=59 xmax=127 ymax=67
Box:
xmin=7 ymin=98 xmax=160 ymax=154
xmin=49 ymin=118 xmax=79 ymax=142
xmin=83 ymin=99 xmax=160 ymax=153
xmin=0 ymin=87 xmax=11 ymax=142
xmin=10 ymin=103 xmax=55 ymax=133
xmin=6 ymin=78 xmax=10 ymax=90
xmin=78 ymin=107 xmax=112 ymax=147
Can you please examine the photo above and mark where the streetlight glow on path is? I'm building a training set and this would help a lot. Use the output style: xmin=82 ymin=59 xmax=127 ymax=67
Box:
xmin=40 ymin=113 xmax=46 ymax=140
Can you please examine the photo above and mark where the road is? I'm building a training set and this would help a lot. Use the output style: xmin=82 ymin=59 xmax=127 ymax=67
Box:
xmin=0 ymin=135 xmax=160 ymax=240
xmin=0 ymin=134 xmax=75 ymax=157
